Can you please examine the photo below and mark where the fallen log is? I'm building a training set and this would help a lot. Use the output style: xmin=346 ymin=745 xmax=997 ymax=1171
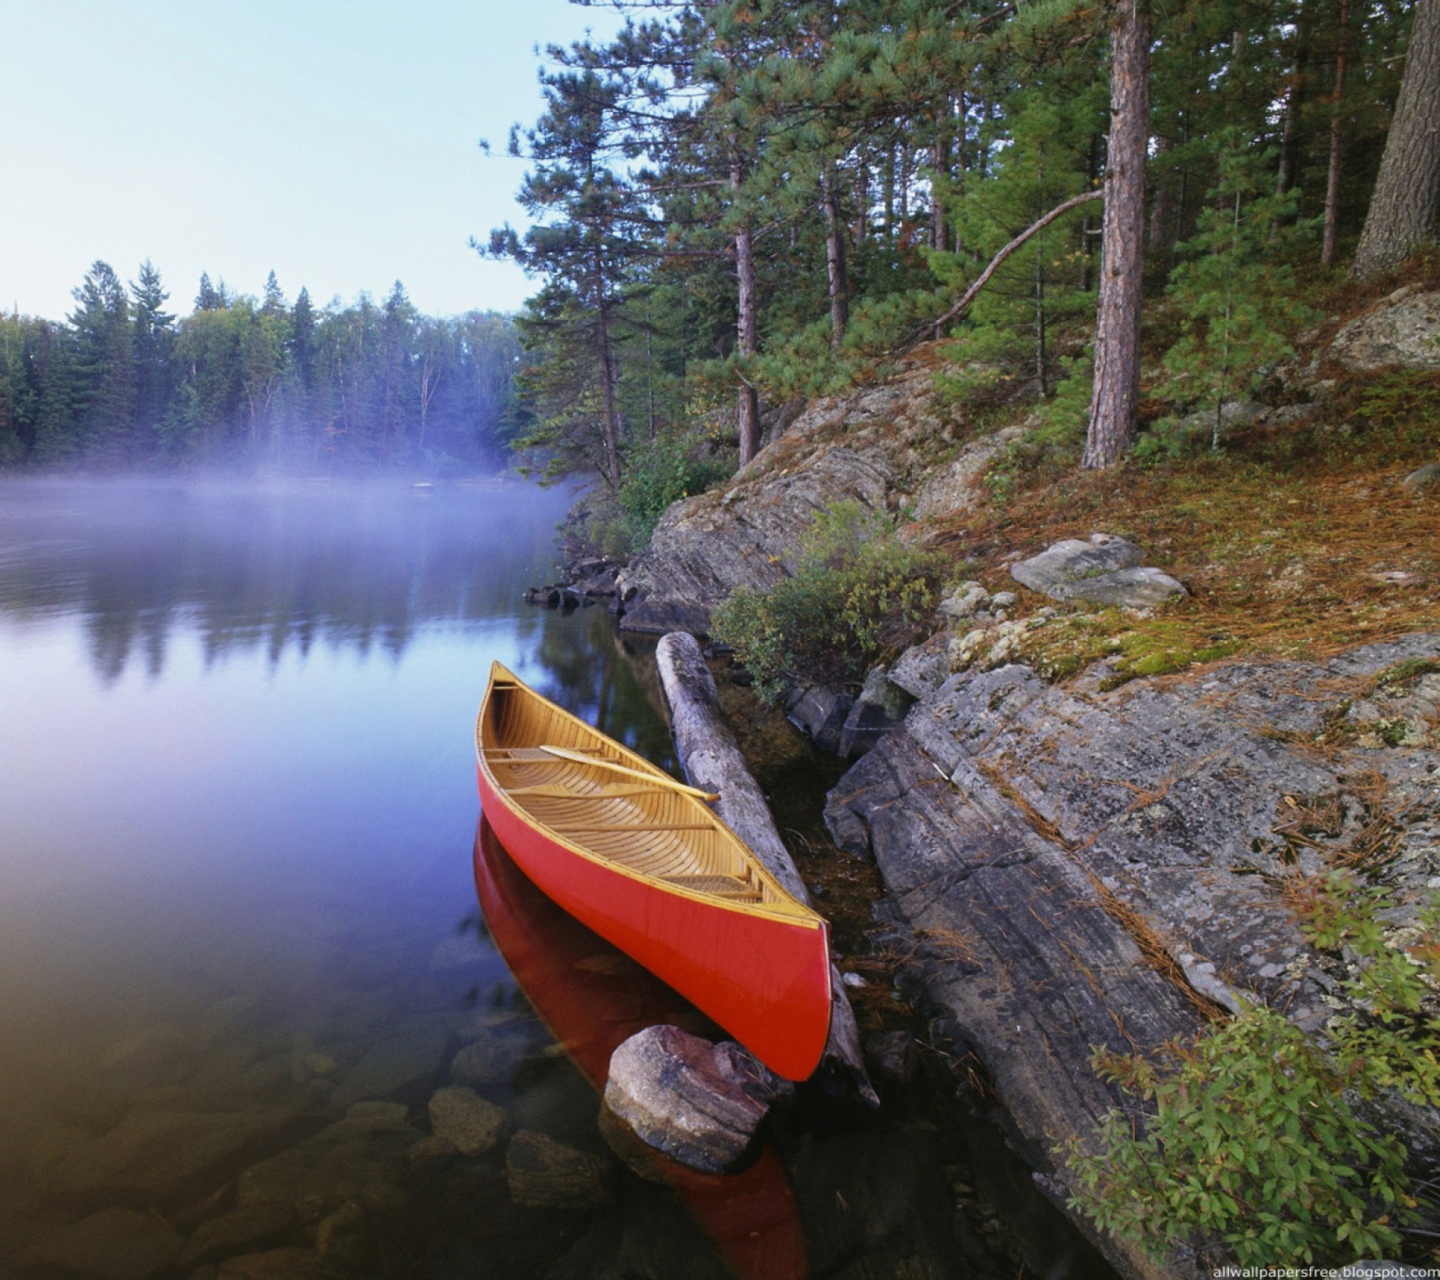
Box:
xmin=655 ymin=631 xmax=878 ymax=1106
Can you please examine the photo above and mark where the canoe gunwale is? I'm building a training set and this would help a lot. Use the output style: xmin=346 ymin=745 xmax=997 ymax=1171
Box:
xmin=476 ymin=663 xmax=823 ymax=927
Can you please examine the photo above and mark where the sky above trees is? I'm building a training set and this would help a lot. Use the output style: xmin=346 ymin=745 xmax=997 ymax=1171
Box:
xmin=0 ymin=0 xmax=621 ymax=321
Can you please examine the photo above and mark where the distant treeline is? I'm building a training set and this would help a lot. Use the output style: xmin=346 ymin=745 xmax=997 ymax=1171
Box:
xmin=0 ymin=262 xmax=522 ymax=472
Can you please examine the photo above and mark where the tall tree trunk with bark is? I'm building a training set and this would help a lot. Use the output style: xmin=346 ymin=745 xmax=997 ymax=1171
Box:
xmin=1277 ymin=0 xmax=1312 ymax=201
xmin=822 ymin=165 xmax=850 ymax=352
xmin=731 ymin=150 xmax=761 ymax=467
xmin=594 ymin=288 xmax=623 ymax=489
xmin=1083 ymin=0 xmax=1151 ymax=469
xmin=1352 ymin=0 xmax=1440 ymax=277
xmin=1322 ymin=0 xmax=1350 ymax=267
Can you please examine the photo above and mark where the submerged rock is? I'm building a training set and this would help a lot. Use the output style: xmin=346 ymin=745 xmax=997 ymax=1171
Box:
xmin=505 ymin=1129 xmax=614 ymax=1208
xmin=427 ymin=1085 xmax=509 ymax=1155
xmin=328 ymin=1015 xmax=452 ymax=1109
xmin=216 ymin=1247 xmax=323 ymax=1279
xmin=43 ymin=1106 xmax=306 ymax=1202
xmin=449 ymin=1029 xmax=532 ymax=1088
xmin=601 ymin=1025 xmax=792 ymax=1174
xmin=236 ymin=1103 xmax=420 ymax=1218
xmin=16 ymin=1207 xmax=183 ymax=1280
xmin=177 ymin=1204 xmax=296 ymax=1267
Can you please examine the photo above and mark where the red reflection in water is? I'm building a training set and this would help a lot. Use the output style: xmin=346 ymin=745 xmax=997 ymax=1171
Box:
xmin=474 ymin=817 xmax=807 ymax=1280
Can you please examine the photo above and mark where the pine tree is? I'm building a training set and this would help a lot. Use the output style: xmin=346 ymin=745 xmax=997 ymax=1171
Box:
xmin=130 ymin=260 xmax=174 ymax=454
xmin=69 ymin=260 xmax=136 ymax=465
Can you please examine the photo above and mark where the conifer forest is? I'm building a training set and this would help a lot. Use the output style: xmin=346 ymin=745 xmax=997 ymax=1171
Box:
xmin=4 ymin=0 xmax=1436 ymax=487
xmin=0 ymin=266 xmax=520 ymax=472
xmin=479 ymin=0 xmax=1433 ymax=517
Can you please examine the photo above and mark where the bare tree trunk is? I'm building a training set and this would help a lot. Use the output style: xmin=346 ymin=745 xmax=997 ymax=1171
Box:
xmin=1035 ymin=219 xmax=1048 ymax=396
xmin=932 ymin=124 xmax=951 ymax=252
xmin=1083 ymin=0 xmax=1151 ymax=470
xmin=895 ymin=190 xmax=1102 ymax=353
xmin=1322 ymin=0 xmax=1350 ymax=267
xmin=1277 ymin=0 xmax=1311 ymax=200
xmin=883 ymin=141 xmax=896 ymax=244
xmin=731 ymin=151 xmax=761 ymax=468
xmin=595 ymin=296 xmax=622 ymax=490
xmin=1352 ymin=0 xmax=1440 ymax=277
xmin=1148 ymin=133 xmax=1171 ymax=250
xmin=822 ymin=165 xmax=849 ymax=352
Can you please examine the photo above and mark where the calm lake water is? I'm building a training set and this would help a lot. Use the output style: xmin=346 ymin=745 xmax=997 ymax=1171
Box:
xmin=0 ymin=478 xmax=1108 ymax=1279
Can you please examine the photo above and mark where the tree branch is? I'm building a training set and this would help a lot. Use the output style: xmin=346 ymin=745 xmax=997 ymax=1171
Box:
xmin=894 ymin=188 xmax=1103 ymax=355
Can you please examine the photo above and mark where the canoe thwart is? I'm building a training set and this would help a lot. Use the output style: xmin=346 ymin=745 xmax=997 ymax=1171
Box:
xmin=536 ymin=744 xmax=720 ymax=802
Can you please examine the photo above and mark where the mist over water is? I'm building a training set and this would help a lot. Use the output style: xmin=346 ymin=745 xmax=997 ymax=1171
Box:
xmin=0 ymin=477 xmax=1103 ymax=1277
xmin=0 ymin=478 xmax=680 ymax=1252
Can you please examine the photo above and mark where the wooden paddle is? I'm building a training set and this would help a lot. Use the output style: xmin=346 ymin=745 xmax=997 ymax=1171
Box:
xmin=537 ymin=743 xmax=720 ymax=802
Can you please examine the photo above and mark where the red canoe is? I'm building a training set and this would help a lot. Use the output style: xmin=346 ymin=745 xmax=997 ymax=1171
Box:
xmin=472 ymin=818 xmax=808 ymax=1280
xmin=475 ymin=661 xmax=832 ymax=1081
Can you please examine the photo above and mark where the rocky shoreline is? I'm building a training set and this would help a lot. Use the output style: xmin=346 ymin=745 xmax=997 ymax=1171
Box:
xmin=561 ymin=290 xmax=1440 ymax=1277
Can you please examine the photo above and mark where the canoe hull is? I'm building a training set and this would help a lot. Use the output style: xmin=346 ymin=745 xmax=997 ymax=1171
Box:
xmin=476 ymin=763 xmax=832 ymax=1081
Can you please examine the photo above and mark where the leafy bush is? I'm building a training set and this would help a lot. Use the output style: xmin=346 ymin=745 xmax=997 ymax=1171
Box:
xmin=712 ymin=501 xmax=946 ymax=699
xmin=584 ymin=427 xmax=733 ymax=557
xmin=1068 ymin=868 xmax=1440 ymax=1265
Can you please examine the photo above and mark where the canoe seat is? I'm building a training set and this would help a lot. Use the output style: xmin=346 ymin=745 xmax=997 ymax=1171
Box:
xmin=662 ymin=874 xmax=763 ymax=901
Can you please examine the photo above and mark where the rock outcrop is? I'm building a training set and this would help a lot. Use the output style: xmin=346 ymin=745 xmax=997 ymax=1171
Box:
xmin=825 ymin=633 xmax=1440 ymax=1278
xmin=617 ymin=366 xmax=978 ymax=635
xmin=1328 ymin=287 xmax=1440 ymax=371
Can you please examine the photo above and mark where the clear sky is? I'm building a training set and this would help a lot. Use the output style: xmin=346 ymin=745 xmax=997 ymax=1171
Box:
xmin=0 ymin=0 xmax=622 ymax=322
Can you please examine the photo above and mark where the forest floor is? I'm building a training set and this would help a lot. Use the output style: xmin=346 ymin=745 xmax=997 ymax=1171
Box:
xmin=914 ymin=254 xmax=1440 ymax=686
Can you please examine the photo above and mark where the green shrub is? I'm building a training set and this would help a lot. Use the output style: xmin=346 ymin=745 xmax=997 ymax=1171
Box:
xmin=1068 ymin=869 xmax=1439 ymax=1265
xmin=584 ymin=423 xmax=731 ymax=555
xmin=711 ymin=501 xmax=946 ymax=700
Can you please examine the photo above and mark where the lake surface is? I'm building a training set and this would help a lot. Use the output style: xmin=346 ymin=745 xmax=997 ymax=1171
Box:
xmin=0 ymin=478 xmax=1108 ymax=1278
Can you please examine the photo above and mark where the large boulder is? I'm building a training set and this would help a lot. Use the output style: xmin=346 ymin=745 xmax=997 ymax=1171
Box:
xmin=1327 ymin=287 xmax=1440 ymax=371
xmin=601 ymin=1025 xmax=793 ymax=1174
xmin=16 ymin=1208 xmax=183 ymax=1280
xmin=1010 ymin=534 xmax=1185 ymax=609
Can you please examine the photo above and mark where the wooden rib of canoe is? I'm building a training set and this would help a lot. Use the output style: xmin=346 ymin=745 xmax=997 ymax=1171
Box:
xmin=475 ymin=661 xmax=832 ymax=1082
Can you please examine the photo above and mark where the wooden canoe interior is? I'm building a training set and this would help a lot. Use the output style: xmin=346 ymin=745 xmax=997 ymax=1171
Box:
xmin=481 ymin=676 xmax=789 ymax=908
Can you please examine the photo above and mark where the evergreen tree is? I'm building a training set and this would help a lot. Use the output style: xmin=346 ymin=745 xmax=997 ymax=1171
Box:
xmin=480 ymin=64 xmax=649 ymax=488
xmin=130 ymin=260 xmax=174 ymax=454
xmin=69 ymin=261 xmax=136 ymax=465
xmin=290 ymin=288 xmax=316 ymax=391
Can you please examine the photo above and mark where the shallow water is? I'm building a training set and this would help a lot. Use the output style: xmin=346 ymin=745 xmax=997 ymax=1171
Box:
xmin=0 ymin=477 xmax=1109 ymax=1278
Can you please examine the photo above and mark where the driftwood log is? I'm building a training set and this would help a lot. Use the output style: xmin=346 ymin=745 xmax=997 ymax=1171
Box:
xmin=655 ymin=631 xmax=878 ymax=1106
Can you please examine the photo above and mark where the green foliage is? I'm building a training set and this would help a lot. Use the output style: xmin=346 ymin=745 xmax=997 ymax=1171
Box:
xmin=1157 ymin=132 xmax=1316 ymax=451
xmin=712 ymin=501 xmax=946 ymax=699
xmin=1070 ymin=866 xmax=1440 ymax=1265
xmin=1292 ymin=872 xmax=1440 ymax=1110
xmin=606 ymin=423 xmax=734 ymax=553
xmin=1070 ymin=1004 xmax=1410 ymax=1265
xmin=979 ymin=358 xmax=1092 ymax=503
xmin=1 ymin=262 xmax=521 ymax=473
